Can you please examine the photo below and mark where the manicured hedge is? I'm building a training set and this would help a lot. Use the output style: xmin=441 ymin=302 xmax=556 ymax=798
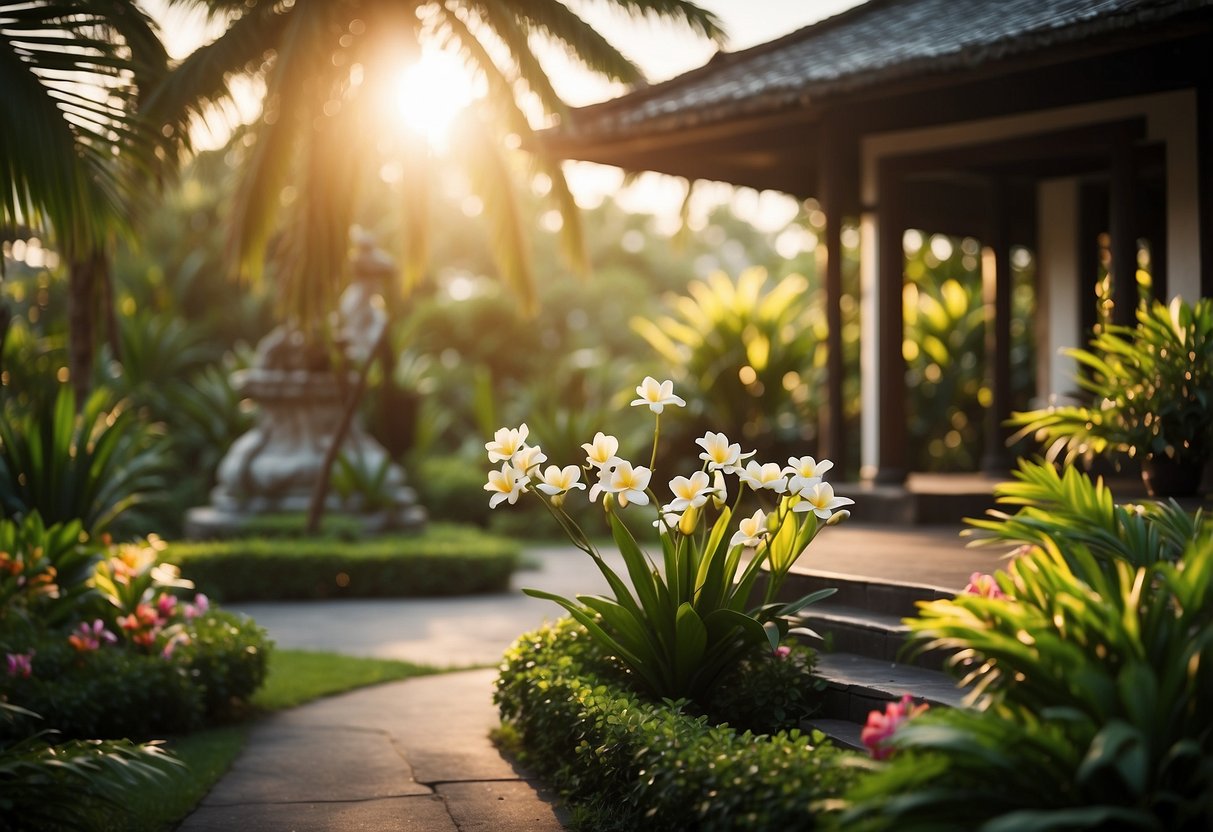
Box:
xmin=163 ymin=523 xmax=520 ymax=601
xmin=495 ymin=618 xmax=859 ymax=832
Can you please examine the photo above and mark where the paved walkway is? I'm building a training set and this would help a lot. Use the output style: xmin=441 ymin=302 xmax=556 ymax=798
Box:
xmin=180 ymin=523 xmax=1008 ymax=830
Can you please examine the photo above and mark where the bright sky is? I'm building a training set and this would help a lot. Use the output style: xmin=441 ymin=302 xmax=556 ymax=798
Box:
xmin=147 ymin=1 xmax=865 ymax=231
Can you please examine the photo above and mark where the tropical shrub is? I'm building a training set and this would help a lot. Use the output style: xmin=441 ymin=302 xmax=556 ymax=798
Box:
xmin=496 ymin=618 xmax=859 ymax=832
xmin=632 ymin=268 xmax=824 ymax=462
xmin=841 ymin=461 xmax=1213 ymax=830
xmin=485 ymin=377 xmax=851 ymax=701
xmin=0 ymin=513 xmax=98 ymax=632
xmin=1009 ymin=296 xmax=1213 ymax=495
xmin=0 ymin=385 xmax=168 ymax=536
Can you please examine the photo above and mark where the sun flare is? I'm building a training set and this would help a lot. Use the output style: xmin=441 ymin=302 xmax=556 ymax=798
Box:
xmin=391 ymin=49 xmax=478 ymax=149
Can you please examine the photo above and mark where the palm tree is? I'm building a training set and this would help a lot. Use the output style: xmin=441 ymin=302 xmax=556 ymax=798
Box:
xmin=145 ymin=0 xmax=724 ymax=529
xmin=0 ymin=2 xmax=169 ymax=401
xmin=146 ymin=0 xmax=723 ymax=319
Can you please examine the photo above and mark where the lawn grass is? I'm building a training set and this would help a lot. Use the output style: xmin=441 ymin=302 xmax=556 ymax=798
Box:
xmin=119 ymin=649 xmax=440 ymax=831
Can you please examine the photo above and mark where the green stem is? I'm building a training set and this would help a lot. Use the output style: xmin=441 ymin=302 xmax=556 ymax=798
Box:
xmin=649 ymin=413 xmax=661 ymax=472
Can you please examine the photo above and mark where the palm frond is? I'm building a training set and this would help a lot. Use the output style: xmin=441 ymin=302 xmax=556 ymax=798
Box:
xmin=508 ymin=0 xmax=645 ymax=84
xmin=141 ymin=1 xmax=289 ymax=158
xmin=455 ymin=0 xmax=569 ymax=120
xmin=593 ymin=0 xmax=725 ymax=43
xmin=0 ymin=2 xmax=165 ymax=252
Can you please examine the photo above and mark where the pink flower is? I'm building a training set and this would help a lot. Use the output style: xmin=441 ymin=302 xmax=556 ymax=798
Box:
xmin=861 ymin=694 xmax=929 ymax=760
xmin=964 ymin=572 xmax=1008 ymax=600
xmin=156 ymin=592 xmax=178 ymax=619
xmin=68 ymin=619 xmax=118 ymax=652
xmin=183 ymin=593 xmax=210 ymax=621
xmin=773 ymin=645 xmax=792 ymax=659
xmin=160 ymin=632 xmax=192 ymax=660
xmin=5 ymin=651 xmax=34 ymax=678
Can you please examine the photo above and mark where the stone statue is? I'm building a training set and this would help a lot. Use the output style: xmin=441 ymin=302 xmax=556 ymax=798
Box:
xmin=185 ymin=235 xmax=425 ymax=537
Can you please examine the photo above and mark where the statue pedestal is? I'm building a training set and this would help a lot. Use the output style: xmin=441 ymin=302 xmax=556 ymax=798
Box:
xmin=185 ymin=353 xmax=426 ymax=539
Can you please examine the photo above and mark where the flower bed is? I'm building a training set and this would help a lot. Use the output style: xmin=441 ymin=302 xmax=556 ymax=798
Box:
xmin=496 ymin=618 xmax=860 ymax=832
xmin=162 ymin=523 xmax=520 ymax=601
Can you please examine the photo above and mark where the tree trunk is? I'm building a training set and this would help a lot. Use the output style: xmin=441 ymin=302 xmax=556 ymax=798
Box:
xmin=67 ymin=249 xmax=105 ymax=405
xmin=304 ymin=327 xmax=390 ymax=534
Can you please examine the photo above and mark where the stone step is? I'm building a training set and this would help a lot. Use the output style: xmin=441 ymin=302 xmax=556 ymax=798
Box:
xmin=797 ymin=603 xmax=950 ymax=670
xmin=779 ymin=568 xmax=955 ymax=620
xmin=801 ymin=651 xmax=966 ymax=752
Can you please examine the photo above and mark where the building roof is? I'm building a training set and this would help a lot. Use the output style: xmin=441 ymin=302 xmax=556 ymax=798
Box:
xmin=558 ymin=0 xmax=1213 ymax=141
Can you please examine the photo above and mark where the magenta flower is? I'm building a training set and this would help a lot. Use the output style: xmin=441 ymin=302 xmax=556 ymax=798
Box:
xmin=156 ymin=592 xmax=179 ymax=619
xmin=183 ymin=593 xmax=210 ymax=621
xmin=964 ymin=572 xmax=1008 ymax=600
xmin=773 ymin=645 xmax=792 ymax=659
xmin=6 ymin=651 xmax=34 ymax=678
xmin=861 ymin=694 xmax=929 ymax=760
xmin=68 ymin=619 xmax=118 ymax=652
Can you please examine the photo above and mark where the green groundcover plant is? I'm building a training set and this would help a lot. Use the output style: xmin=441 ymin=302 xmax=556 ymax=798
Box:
xmin=840 ymin=461 xmax=1213 ymax=830
xmin=484 ymin=376 xmax=851 ymax=701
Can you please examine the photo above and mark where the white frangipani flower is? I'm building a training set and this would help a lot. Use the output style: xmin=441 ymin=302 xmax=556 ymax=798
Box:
xmin=793 ymin=481 xmax=855 ymax=519
xmin=737 ymin=461 xmax=789 ymax=493
xmin=784 ymin=456 xmax=834 ymax=493
xmin=666 ymin=471 xmax=715 ymax=511
xmin=653 ymin=509 xmax=683 ymax=534
xmin=604 ymin=461 xmax=652 ymax=507
xmin=630 ymin=377 xmax=686 ymax=414
xmin=486 ymin=424 xmax=529 ymax=463
xmin=513 ymin=444 xmax=548 ymax=474
xmin=730 ymin=509 xmax=769 ymax=548
xmin=484 ymin=462 xmax=528 ymax=508
xmin=696 ymin=431 xmax=754 ymax=473
xmin=582 ymin=432 xmax=620 ymax=469
xmin=535 ymin=465 xmax=585 ymax=497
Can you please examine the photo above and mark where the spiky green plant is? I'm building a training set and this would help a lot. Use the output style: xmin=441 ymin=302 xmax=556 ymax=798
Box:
xmin=0 ymin=703 xmax=180 ymax=832
xmin=0 ymin=385 xmax=168 ymax=536
xmin=632 ymin=268 xmax=823 ymax=461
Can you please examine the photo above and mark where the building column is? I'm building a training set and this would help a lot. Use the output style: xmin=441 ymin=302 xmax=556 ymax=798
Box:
xmin=981 ymin=180 xmax=1013 ymax=473
xmin=861 ymin=161 xmax=907 ymax=484
xmin=817 ymin=124 xmax=847 ymax=474
xmin=1036 ymin=178 xmax=1083 ymax=403
xmin=1109 ymin=140 xmax=1138 ymax=326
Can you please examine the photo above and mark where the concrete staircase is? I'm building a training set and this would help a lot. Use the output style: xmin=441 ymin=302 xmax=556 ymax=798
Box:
xmin=781 ymin=567 xmax=969 ymax=751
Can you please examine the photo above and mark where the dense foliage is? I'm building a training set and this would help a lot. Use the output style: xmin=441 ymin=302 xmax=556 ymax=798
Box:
xmin=1010 ymin=297 xmax=1213 ymax=493
xmin=496 ymin=618 xmax=858 ymax=832
xmin=842 ymin=462 xmax=1213 ymax=830
xmin=0 ymin=514 xmax=269 ymax=829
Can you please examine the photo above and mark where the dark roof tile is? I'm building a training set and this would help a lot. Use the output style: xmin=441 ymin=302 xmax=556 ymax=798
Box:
xmin=565 ymin=0 xmax=1213 ymax=137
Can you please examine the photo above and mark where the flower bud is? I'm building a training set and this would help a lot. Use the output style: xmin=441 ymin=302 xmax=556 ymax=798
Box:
xmin=711 ymin=471 xmax=727 ymax=510
xmin=766 ymin=510 xmax=782 ymax=534
xmin=602 ymin=492 xmax=615 ymax=512
xmin=678 ymin=506 xmax=699 ymax=536
xmin=551 ymin=493 xmax=566 ymax=509
xmin=826 ymin=509 xmax=851 ymax=526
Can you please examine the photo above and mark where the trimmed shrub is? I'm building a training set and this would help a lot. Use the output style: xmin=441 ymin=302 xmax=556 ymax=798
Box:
xmin=496 ymin=618 xmax=858 ymax=831
xmin=177 ymin=610 xmax=270 ymax=718
xmin=163 ymin=524 xmax=520 ymax=601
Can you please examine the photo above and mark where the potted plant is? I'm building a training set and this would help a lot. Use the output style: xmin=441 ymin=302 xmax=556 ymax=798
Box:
xmin=1008 ymin=297 xmax=1213 ymax=498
